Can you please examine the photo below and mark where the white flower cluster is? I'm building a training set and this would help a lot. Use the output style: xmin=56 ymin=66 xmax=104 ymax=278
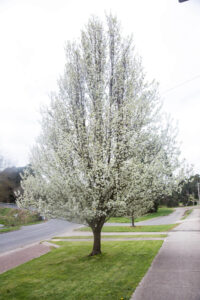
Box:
xmin=17 ymin=15 xmax=186 ymax=230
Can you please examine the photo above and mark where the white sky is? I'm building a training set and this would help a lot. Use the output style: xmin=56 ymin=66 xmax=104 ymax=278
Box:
xmin=0 ymin=0 xmax=200 ymax=172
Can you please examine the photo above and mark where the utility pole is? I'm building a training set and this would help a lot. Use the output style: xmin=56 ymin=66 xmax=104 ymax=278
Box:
xmin=197 ymin=183 xmax=200 ymax=206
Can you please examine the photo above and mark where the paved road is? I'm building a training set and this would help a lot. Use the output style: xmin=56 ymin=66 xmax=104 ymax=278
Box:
xmin=105 ymin=207 xmax=188 ymax=226
xmin=0 ymin=219 xmax=81 ymax=254
xmin=131 ymin=207 xmax=200 ymax=300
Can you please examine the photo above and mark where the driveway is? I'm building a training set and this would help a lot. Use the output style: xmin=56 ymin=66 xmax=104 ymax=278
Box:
xmin=0 ymin=219 xmax=81 ymax=254
xmin=105 ymin=207 xmax=189 ymax=226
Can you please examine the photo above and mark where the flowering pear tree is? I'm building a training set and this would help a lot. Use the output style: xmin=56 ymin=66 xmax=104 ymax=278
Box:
xmin=17 ymin=15 xmax=180 ymax=255
xmin=124 ymin=119 xmax=183 ymax=226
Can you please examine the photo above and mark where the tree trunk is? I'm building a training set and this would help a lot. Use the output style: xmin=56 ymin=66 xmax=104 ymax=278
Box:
xmin=89 ymin=229 xmax=102 ymax=256
xmin=131 ymin=213 xmax=135 ymax=227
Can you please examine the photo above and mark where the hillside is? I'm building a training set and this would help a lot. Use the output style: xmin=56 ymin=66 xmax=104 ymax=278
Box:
xmin=0 ymin=167 xmax=25 ymax=203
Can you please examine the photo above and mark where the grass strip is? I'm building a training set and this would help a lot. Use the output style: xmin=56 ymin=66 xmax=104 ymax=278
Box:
xmin=78 ymin=224 xmax=177 ymax=232
xmin=0 ymin=207 xmax=44 ymax=234
xmin=0 ymin=220 xmax=44 ymax=234
xmin=0 ymin=241 xmax=163 ymax=300
xmin=53 ymin=234 xmax=167 ymax=239
xmin=108 ymin=207 xmax=174 ymax=223
xmin=181 ymin=208 xmax=193 ymax=220
xmin=0 ymin=226 xmax=21 ymax=233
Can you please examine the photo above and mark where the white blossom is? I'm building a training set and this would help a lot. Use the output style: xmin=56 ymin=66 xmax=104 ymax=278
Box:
xmin=17 ymin=15 xmax=183 ymax=255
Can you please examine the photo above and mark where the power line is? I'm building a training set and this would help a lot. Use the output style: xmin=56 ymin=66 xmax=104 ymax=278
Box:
xmin=162 ymin=74 xmax=200 ymax=95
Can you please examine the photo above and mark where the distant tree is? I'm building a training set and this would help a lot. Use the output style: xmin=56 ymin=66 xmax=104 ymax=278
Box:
xmin=159 ymin=166 xmax=195 ymax=207
xmin=178 ymin=174 xmax=200 ymax=206
xmin=0 ymin=166 xmax=26 ymax=203
xmin=17 ymin=15 xmax=182 ymax=255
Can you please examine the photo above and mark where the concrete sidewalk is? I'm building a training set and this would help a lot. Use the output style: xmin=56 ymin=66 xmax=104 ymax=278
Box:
xmin=131 ymin=208 xmax=200 ymax=300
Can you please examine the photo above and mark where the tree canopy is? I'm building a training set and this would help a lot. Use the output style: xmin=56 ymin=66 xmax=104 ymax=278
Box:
xmin=17 ymin=15 xmax=183 ymax=255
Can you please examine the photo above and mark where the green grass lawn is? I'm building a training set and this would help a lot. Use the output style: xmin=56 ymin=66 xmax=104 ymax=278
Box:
xmin=53 ymin=234 xmax=167 ymax=239
xmin=181 ymin=208 xmax=193 ymax=220
xmin=0 ymin=207 xmax=43 ymax=233
xmin=108 ymin=207 xmax=174 ymax=223
xmin=0 ymin=241 xmax=163 ymax=300
xmin=0 ymin=226 xmax=21 ymax=233
xmin=78 ymin=224 xmax=177 ymax=232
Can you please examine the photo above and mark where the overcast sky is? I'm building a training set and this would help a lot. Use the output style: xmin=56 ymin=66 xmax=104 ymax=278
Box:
xmin=0 ymin=0 xmax=200 ymax=172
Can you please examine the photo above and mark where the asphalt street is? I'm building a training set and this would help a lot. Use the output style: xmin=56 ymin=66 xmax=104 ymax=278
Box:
xmin=131 ymin=207 xmax=200 ymax=300
xmin=0 ymin=219 xmax=81 ymax=254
